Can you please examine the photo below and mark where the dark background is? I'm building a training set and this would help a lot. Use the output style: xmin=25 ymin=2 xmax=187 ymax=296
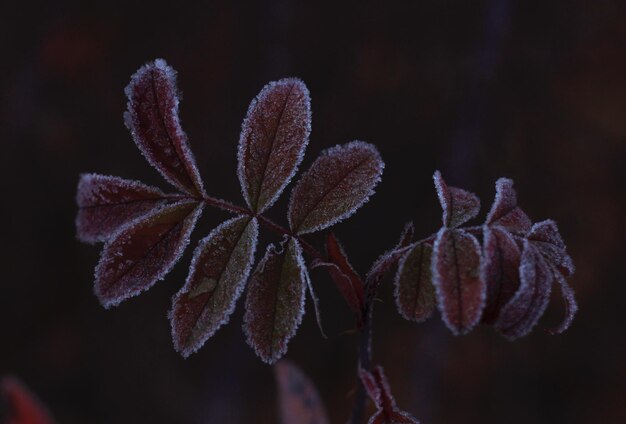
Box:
xmin=2 ymin=1 xmax=625 ymax=423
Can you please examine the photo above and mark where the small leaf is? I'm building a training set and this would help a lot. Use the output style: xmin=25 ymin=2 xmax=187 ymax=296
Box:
xmin=359 ymin=367 xmax=420 ymax=424
xmin=237 ymin=78 xmax=311 ymax=213
xmin=124 ymin=59 xmax=205 ymax=196
xmin=394 ymin=241 xmax=435 ymax=323
xmin=94 ymin=200 xmax=203 ymax=308
xmin=546 ymin=268 xmax=578 ymax=335
xmin=275 ymin=360 xmax=329 ymax=424
xmin=288 ymin=141 xmax=384 ymax=235
xmin=170 ymin=215 xmax=258 ymax=357
xmin=432 ymin=228 xmax=485 ymax=335
xmin=1 ymin=376 xmax=55 ymax=424
xmin=495 ymin=240 xmax=553 ymax=339
xmin=243 ymin=238 xmax=306 ymax=364
xmin=76 ymin=173 xmax=173 ymax=243
xmin=481 ymin=226 xmax=522 ymax=324
xmin=485 ymin=178 xmax=532 ymax=234
xmin=433 ymin=170 xmax=480 ymax=228
xmin=527 ymin=220 xmax=575 ymax=277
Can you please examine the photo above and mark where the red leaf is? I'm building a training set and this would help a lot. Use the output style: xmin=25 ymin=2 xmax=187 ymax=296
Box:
xmin=94 ymin=200 xmax=203 ymax=308
xmin=546 ymin=268 xmax=578 ymax=335
xmin=394 ymin=241 xmax=435 ymax=323
xmin=485 ymin=178 xmax=532 ymax=234
xmin=1 ymin=376 xmax=55 ymax=424
xmin=288 ymin=141 xmax=384 ymax=235
xmin=495 ymin=240 xmax=553 ymax=339
xmin=527 ymin=220 xmax=575 ymax=277
xmin=243 ymin=238 xmax=306 ymax=364
xmin=275 ymin=360 xmax=329 ymax=424
xmin=359 ymin=367 xmax=420 ymax=424
xmin=124 ymin=59 xmax=205 ymax=196
xmin=432 ymin=228 xmax=485 ymax=335
xmin=480 ymin=226 xmax=522 ymax=324
xmin=76 ymin=173 xmax=173 ymax=243
xmin=170 ymin=215 xmax=258 ymax=357
xmin=433 ymin=171 xmax=480 ymax=228
xmin=237 ymin=78 xmax=311 ymax=213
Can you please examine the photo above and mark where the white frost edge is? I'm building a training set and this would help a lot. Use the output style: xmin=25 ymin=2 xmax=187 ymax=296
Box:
xmin=392 ymin=241 xmax=434 ymax=323
xmin=288 ymin=140 xmax=384 ymax=235
xmin=236 ymin=78 xmax=311 ymax=212
xmin=170 ymin=215 xmax=259 ymax=358
xmin=94 ymin=200 xmax=204 ymax=309
xmin=485 ymin=177 xmax=515 ymax=225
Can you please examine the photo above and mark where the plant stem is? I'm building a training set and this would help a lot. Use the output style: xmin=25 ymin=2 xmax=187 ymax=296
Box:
xmin=349 ymin=305 xmax=374 ymax=424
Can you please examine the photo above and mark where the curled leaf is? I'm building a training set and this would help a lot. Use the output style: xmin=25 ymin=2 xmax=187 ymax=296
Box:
xmin=359 ymin=366 xmax=420 ymax=424
xmin=237 ymin=78 xmax=311 ymax=213
xmin=288 ymin=141 xmax=384 ymax=235
xmin=275 ymin=360 xmax=329 ymax=424
xmin=527 ymin=220 xmax=575 ymax=277
xmin=481 ymin=226 xmax=521 ymax=324
xmin=432 ymin=228 xmax=485 ymax=335
xmin=394 ymin=241 xmax=435 ymax=323
xmin=94 ymin=200 xmax=203 ymax=308
xmin=170 ymin=216 xmax=258 ymax=357
xmin=546 ymin=269 xmax=578 ymax=335
xmin=243 ymin=238 xmax=306 ymax=364
xmin=495 ymin=240 xmax=553 ymax=339
xmin=485 ymin=178 xmax=532 ymax=234
xmin=1 ymin=376 xmax=55 ymax=424
xmin=433 ymin=171 xmax=480 ymax=228
xmin=124 ymin=59 xmax=205 ymax=195
xmin=76 ymin=173 xmax=171 ymax=243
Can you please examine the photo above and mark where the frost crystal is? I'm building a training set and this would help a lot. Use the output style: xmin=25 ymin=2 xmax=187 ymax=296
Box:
xmin=432 ymin=228 xmax=485 ymax=335
xmin=288 ymin=141 xmax=384 ymax=235
xmin=485 ymin=178 xmax=532 ymax=234
xmin=170 ymin=215 xmax=258 ymax=357
xmin=243 ymin=238 xmax=306 ymax=364
xmin=360 ymin=366 xmax=420 ymax=424
xmin=433 ymin=170 xmax=480 ymax=228
xmin=237 ymin=78 xmax=311 ymax=213
xmin=394 ymin=241 xmax=435 ymax=323
xmin=275 ymin=360 xmax=329 ymax=424
xmin=527 ymin=220 xmax=575 ymax=277
xmin=124 ymin=59 xmax=205 ymax=196
xmin=94 ymin=200 xmax=203 ymax=308
xmin=76 ymin=173 xmax=171 ymax=243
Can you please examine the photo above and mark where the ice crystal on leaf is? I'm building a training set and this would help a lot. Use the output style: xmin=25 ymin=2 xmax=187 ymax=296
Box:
xmin=485 ymin=178 xmax=532 ymax=234
xmin=275 ymin=360 xmax=329 ymax=424
xmin=243 ymin=238 xmax=306 ymax=364
xmin=433 ymin=170 xmax=480 ymax=228
xmin=170 ymin=215 xmax=258 ymax=357
xmin=0 ymin=376 xmax=55 ymax=424
xmin=237 ymin=78 xmax=311 ymax=213
xmin=288 ymin=141 xmax=384 ymax=235
xmin=394 ymin=241 xmax=435 ymax=323
xmin=359 ymin=366 xmax=420 ymax=424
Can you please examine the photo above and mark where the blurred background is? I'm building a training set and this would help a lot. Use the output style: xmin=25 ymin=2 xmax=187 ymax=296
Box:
xmin=2 ymin=0 xmax=625 ymax=423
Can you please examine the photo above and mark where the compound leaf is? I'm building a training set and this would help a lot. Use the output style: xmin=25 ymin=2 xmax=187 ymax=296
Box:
xmin=433 ymin=171 xmax=480 ymax=228
xmin=124 ymin=59 xmax=205 ymax=196
xmin=528 ymin=220 xmax=575 ymax=277
xmin=288 ymin=141 xmax=384 ymax=235
xmin=170 ymin=215 xmax=258 ymax=357
xmin=485 ymin=178 xmax=532 ymax=234
xmin=76 ymin=173 xmax=172 ymax=243
xmin=238 ymin=78 xmax=311 ymax=213
xmin=546 ymin=268 xmax=578 ymax=335
xmin=94 ymin=200 xmax=203 ymax=308
xmin=432 ymin=228 xmax=485 ymax=335
xmin=243 ymin=238 xmax=306 ymax=364
xmin=275 ymin=360 xmax=329 ymax=424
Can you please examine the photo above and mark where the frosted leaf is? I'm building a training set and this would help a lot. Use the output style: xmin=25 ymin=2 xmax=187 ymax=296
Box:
xmin=237 ymin=78 xmax=311 ymax=213
xmin=485 ymin=178 xmax=532 ymax=234
xmin=94 ymin=200 xmax=203 ymax=308
xmin=170 ymin=215 xmax=258 ymax=357
xmin=431 ymin=228 xmax=485 ymax=335
xmin=124 ymin=59 xmax=205 ymax=196
xmin=394 ymin=242 xmax=435 ymax=323
xmin=76 ymin=173 xmax=172 ymax=243
xmin=480 ymin=226 xmax=522 ymax=324
xmin=243 ymin=238 xmax=306 ymax=364
xmin=0 ymin=376 xmax=55 ymax=424
xmin=275 ymin=360 xmax=330 ymax=424
xmin=359 ymin=367 xmax=420 ymax=424
xmin=527 ymin=220 xmax=575 ymax=277
xmin=546 ymin=268 xmax=578 ymax=335
xmin=303 ymin=266 xmax=327 ymax=338
xmin=288 ymin=141 xmax=384 ymax=235
xmin=495 ymin=240 xmax=553 ymax=340
xmin=433 ymin=170 xmax=480 ymax=228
